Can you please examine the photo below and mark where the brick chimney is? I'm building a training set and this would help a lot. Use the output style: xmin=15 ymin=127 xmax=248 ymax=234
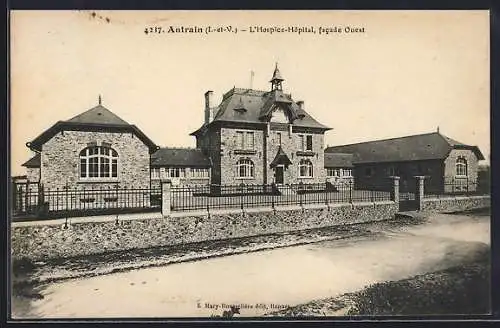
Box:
xmin=204 ymin=91 xmax=214 ymax=125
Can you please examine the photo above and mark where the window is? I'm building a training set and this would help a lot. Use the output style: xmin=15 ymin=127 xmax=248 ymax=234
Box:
xmin=343 ymin=169 xmax=352 ymax=177
xmin=388 ymin=166 xmax=399 ymax=176
xmin=298 ymin=134 xmax=313 ymax=151
xmin=80 ymin=146 xmax=118 ymax=179
xmin=151 ymin=167 xmax=160 ymax=179
xmin=277 ymin=132 xmax=282 ymax=145
xmin=168 ymin=167 xmax=185 ymax=178
xmin=236 ymin=131 xmax=244 ymax=149
xmin=306 ymin=135 xmax=313 ymax=151
xmin=299 ymin=159 xmax=313 ymax=177
xmin=236 ymin=131 xmax=255 ymax=150
xmin=191 ymin=168 xmax=209 ymax=178
xmin=236 ymin=158 xmax=254 ymax=178
xmin=245 ymin=132 xmax=254 ymax=149
xmin=365 ymin=167 xmax=373 ymax=177
xmin=456 ymin=157 xmax=468 ymax=176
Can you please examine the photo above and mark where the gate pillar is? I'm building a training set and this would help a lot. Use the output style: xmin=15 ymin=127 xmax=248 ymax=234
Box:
xmin=390 ymin=176 xmax=400 ymax=203
xmin=161 ymin=180 xmax=172 ymax=218
xmin=414 ymin=176 xmax=426 ymax=211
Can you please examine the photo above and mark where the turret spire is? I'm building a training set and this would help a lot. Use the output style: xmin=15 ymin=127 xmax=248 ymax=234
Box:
xmin=270 ymin=63 xmax=284 ymax=91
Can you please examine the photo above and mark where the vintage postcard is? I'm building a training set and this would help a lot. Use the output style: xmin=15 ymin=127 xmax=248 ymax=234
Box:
xmin=9 ymin=10 xmax=490 ymax=319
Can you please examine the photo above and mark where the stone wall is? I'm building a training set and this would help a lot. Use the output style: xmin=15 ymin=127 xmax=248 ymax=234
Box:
xmin=219 ymin=127 xmax=265 ymax=185
xmin=26 ymin=167 xmax=40 ymax=183
xmin=197 ymin=128 xmax=222 ymax=185
xmin=443 ymin=149 xmax=480 ymax=192
xmin=267 ymin=126 xmax=326 ymax=185
xmin=11 ymin=201 xmax=397 ymax=261
xmin=41 ymin=131 xmax=150 ymax=190
xmin=421 ymin=195 xmax=490 ymax=213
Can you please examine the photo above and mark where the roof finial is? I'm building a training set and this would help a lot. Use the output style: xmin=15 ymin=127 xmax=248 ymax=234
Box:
xmin=98 ymin=94 xmax=102 ymax=105
xmin=270 ymin=62 xmax=284 ymax=91
xmin=437 ymin=126 xmax=440 ymax=133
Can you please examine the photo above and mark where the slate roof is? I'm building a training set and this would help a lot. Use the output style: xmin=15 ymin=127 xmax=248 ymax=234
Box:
xmin=26 ymin=104 xmax=158 ymax=153
xmin=191 ymin=88 xmax=330 ymax=135
xmin=151 ymin=148 xmax=211 ymax=168
xmin=324 ymin=132 xmax=485 ymax=164
xmin=324 ymin=153 xmax=354 ymax=168
xmin=66 ymin=105 xmax=130 ymax=125
xmin=270 ymin=146 xmax=292 ymax=168
xmin=21 ymin=153 xmax=41 ymax=168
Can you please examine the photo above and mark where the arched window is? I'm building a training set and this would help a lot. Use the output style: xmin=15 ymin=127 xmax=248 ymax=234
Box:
xmin=299 ymin=159 xmax=313 ymax=178
xmin=80 ymin=146 xmax=118 ymax=179
xmin=236 ymin=158 xmax=254 ymax=178
xmin=456 ymin=157 xmax=468 ymax=176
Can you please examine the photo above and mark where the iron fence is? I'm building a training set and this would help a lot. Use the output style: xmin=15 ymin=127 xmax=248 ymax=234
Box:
xmin=170 ymin=181 xmax=393 ymax=212
xmin=12 ymin=184 xmax=162 ymax=220
xmin=423 ymin=178 xmax=490 ymax=198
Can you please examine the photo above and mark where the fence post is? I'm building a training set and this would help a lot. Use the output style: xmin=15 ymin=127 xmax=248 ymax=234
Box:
xmin=414 ymin=176 xmax=425 ymax=211
xmin=161 ymin=179 xmax=172 ymax=218
xmin=391 ymin=176 xmax=400 ymax=203
xmin=349 ymin=180 xmax=353 ymax=204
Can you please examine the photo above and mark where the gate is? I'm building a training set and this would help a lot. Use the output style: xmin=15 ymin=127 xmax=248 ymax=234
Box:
xmin=399 ymin=178 xmax=418 ymax=211
xmin=12 ymin=182 xmax=42 ymax=218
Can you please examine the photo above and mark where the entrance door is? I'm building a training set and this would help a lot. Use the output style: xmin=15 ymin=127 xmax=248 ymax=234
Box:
xmin=275 ymin=166 xmax=284 ymax=184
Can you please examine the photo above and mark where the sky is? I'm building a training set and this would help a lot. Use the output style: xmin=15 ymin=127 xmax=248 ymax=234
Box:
xmin=10 ymin=10 xmax=490 ymax=176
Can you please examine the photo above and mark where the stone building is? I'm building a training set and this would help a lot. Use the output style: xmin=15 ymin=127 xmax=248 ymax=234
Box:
xmin=22 ymin=99 xmax=158 ymax=190
xmin=325 ymin=131 xmax=485 ymax=193
xmin=150 ymin=147 xmax=211 ymax=188
xmin=190 ymin=64 xmax=331 ymax=186
xmin=324 ymin=153 xmax=354 ymax=187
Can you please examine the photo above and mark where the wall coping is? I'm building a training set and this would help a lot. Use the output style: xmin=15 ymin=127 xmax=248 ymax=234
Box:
xmin=11 ymin=200 xmax=397 ymax=228
xmin=423 ymin=195 xmax=490 ymax=202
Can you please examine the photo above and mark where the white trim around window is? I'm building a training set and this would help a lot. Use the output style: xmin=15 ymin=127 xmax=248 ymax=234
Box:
xmin=298 ymin=159 xmax=313 ymax=178
xmin=79 ymin=145 xmax=119 ymax=181
xmin=455 ymin=157 xmax=468 ymax=177
xmin=236 ymin=158 xmax=255 ymax=179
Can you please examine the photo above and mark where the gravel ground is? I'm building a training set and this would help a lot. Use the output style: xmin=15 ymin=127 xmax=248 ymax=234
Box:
xmin=265 ymin=209 xmax=491 ymax=317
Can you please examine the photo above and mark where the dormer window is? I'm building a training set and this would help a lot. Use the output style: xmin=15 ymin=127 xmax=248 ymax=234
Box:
xmin=233 ymin=96 xmax=247 ymax=112
xmin=270 ymin=106 xmax=289 ymax=123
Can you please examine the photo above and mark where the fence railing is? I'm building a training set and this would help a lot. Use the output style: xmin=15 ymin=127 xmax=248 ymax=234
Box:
xmin=12 ymin=184 xmax=162 ymax=219
xmin=423 ymin=178 xmax=490 ymax=198
xmin=170 ymin=182 xmax=393 ymax=212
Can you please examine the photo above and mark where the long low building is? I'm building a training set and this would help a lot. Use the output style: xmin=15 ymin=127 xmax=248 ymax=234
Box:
xmin=325 ymin=131 xmax=485 ymax=193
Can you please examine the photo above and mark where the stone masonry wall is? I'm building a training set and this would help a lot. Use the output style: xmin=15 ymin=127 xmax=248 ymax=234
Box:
xmin=443 ymin=149 xmax=480 ymax=192
xmin=197 ymin=128 xmax=221 ymax=185
xmin=275 ymin=129 xmax=325 ymax=184
xmin=217 ymin=126 xmax=326 ymax=186
xmin=26 ymin=167 xmax=40 ymax=183
xmin=41 ymin=131 xmax=150 ymax=190
xmin=421 ymin=195 xmax=490 ymax=213
xmin=220 ymin=127 xmax=265 ymax=185
xmin=12 ymin=201 xmax=397 ymax=261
